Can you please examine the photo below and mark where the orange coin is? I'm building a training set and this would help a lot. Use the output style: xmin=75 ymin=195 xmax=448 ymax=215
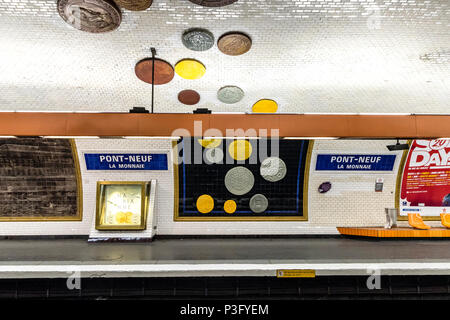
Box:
xmin=224 ymin=200 xmax=237 ymax=214
xmin=196 ymin=194 xmax=214 ymax=214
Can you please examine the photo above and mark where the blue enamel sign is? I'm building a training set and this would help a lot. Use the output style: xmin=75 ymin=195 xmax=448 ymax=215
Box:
xmin=84 ymin=153 xmax=168 ymax=171
xmin=316 ymin=154 xmax=396 ymax=171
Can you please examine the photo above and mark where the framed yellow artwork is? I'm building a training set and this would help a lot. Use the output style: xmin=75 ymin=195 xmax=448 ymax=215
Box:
xmin=95 ymin=181 xmax=150 ymax=230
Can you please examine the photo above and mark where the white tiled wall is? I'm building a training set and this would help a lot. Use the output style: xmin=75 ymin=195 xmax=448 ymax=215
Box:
xmin=308 ymin=140 xmax=405 ymax=227
xmin=0 ymin=138 xmax=412 ymax=236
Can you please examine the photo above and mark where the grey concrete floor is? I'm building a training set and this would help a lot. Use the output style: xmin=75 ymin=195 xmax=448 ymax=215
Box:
xmin=0 ymin=237 xmax=449 ymax=264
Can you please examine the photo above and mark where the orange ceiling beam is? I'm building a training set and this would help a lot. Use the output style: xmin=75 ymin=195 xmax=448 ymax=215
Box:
xmin=0 ymin=113 xmax=449 ymax=138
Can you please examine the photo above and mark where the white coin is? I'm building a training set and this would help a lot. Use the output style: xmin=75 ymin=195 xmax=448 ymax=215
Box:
xmin=205 ymin=147 xmax=224 ymax=164
xmin=260 ymin=157 xmax=287 ymax=182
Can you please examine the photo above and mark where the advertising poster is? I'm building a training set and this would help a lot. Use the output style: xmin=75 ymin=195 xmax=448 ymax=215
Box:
xmin=400 ymin=139 xmax=450 ymax=217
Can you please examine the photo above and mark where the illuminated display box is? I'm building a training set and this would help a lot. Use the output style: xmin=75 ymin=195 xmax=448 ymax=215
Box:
xmin=95 ymin=181 xmax=150 ymax=230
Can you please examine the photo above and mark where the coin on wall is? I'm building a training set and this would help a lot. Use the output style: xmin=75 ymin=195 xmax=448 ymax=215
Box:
xmin=228 ymin=140 xmax=252 ymax=161
xmin=224 ymin=200 xmax=237 ymax=214
xmin=224 ymin=167 xmax=254 ymax=196
xmin=57 ymin=0 xmax=122 ymax=33
xmin=198 ymin=138 xmax=222 ymax=149
xmin=196 ymin=194 xmax=214 ymax=214
xmin=114 ymin=0 xmax=152 ymax=11
xmin=205 ymin=148 xmax=224 ymax=164
xmin=188 ymin=0 xmax=239 ymax=7
xmin=260 ymin=157 xmax=287 ymax=182
xmin=249 ymin=194 xmax=269 ymax=213
xmin=218 ymin=32 xmax=252 ymax=56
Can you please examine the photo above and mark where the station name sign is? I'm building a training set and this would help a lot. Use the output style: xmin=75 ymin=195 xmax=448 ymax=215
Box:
xmin=84 ymin=153 xmax=168 ymax=171
xmin=316 ymin=154 xmax=396 ymax=171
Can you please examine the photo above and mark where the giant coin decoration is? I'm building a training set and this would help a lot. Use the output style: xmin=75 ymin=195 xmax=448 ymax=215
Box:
xmin=224 ymin=166 xmax=254 ymax=196
xmin=228 ymin=140 xmax=252 ymax=161
xmin=113 ymin=0 xmax=152 ymax=11
xmin=252 ymin=99 xmax=278 ymax=113
xmin=224 ymin=200 xmax=237 ymax=214
xmin=205 ymin=148 xmax=224 ymax=164
xmin=175 ymin=59 xmax=206 ymax=80
xmin=198 ymin=138 xmax=222 ymax=149
xmin=196 ymin=194 xmax=214 ymax=213
xmin=182 ymin=28 xmax=215 ymax=52
xmin=260 ymin=157 xmax=287 ymax=182
xmin=218 ymin=32 xmax=252 ymax=56
xmin=188 ymin=0 xmax=238 ymax=7
xmin=217 ymin=86 xmax=245 ymax=104
xmin=249 ymin=194 xmax=269 ymax=213
xmin=135 ymin=59 xmax=175 ymax=85
xmin=178 ymin=89 xmax=201 ymax=105
xmin=57 ymin=0 xmax=122 ymax=33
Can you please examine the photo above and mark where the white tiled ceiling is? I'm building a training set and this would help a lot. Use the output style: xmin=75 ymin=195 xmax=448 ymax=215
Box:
xmin=0 ymin=0 xmax=448 ymax=114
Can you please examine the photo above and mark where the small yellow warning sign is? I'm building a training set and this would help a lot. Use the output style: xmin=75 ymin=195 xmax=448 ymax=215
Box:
xmin=276 ymin=269 xmax=316 ymax=278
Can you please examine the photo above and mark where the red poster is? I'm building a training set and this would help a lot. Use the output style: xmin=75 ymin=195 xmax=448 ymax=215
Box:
xmin=400 ymin=139 xmax=450 ymax=216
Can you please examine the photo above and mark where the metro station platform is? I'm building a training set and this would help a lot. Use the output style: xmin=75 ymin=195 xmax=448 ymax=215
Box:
xmin=1 ymin=237 xmax=450 ymax=278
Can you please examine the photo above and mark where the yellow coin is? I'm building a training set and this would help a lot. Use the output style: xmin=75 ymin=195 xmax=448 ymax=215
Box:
xmin=175 ymin=59 xmax=206 ymax=80
xmin=197 ymin=138 xmax=222 ymax=149
xmin=115 ymin=211 xmax=133 ymax=224
xmin=196 ymin=194 xmax=214 ymax=214
xmin=252 ymin=99 xmax=278 ymax=113
xmin=224 ymin=200 xmax=237 ymax=214
xmin=228 ymin=140 xmax=252 ymax=161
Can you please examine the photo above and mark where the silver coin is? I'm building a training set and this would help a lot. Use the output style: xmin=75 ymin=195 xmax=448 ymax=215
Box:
xmin=217 ymin=86 xmax=245 ymax=104
xmin=182 ymin=28 xmax=215 ymax=52
xmin=224 ymin=167 xmax=254 ymax=196
xmin=249 ymin=194 xmax=269 ymax=213
xmin=260 ymin=157 xmax=287 ymax=182
xmin=57 ymin=0 xmax=122 ymax=33
xmin=205 ymin=148 xmax=224 ymax=164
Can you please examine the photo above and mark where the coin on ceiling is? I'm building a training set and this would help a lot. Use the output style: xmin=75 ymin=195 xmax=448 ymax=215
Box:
xmin=135 ymin=59 xmax=174 ymax=85
xmin=218 ymin=32 xmax=252 ymax=56
xmin=196 ymin=194 xmax=214 ymax=214
xmin=175 ymin=59 xmax=206 ymax=80
xmin=217 ymin=86 xmax=244 ymax=104
xmin=260 ymin=157 xmax=287 ymax=182
xmin=182 ymin=28 xmax=215 ymax=52
xmin=188 ymin=0 xmax=238 ymax=7
xmin=58 ymin=0 xmax=122 ymax=33
xmin=252 ymin=99 xmax=278 ymax=113
xmin=228 ymin=140 xmax=252 ymax=161
xmin=113 ymin=0 xmax=152 ymax=11
xmin=178 ymin=90 xmax=201 ymax=105
xmin=249 ymin=194 xmax=269 ymax=214
xmin=224 ymin=167 xmax=254 ymax=196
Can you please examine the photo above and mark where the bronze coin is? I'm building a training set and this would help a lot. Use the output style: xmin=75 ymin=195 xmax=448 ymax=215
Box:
xmin=113 ymin=0 xmax=152 ymax=11
xmin=57 ymin=0 xmax=122 ymax=33
xmin=135 ymin=59 xmax=175 ymax=85
xmin=188 ymin=0 xmax=238 ymax=7
xmin=218 ymin=32 xmax=252 ymax=56
xmin=178 ymin=90 xmax=201 ymax=105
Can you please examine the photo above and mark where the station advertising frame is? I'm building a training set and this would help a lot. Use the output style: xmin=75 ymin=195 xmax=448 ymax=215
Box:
xmin=397 ymin=139 xmax=450 ymax=221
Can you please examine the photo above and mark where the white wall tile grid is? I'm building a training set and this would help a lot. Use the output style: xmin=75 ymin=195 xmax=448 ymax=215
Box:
xmin=0 ymin=0 xmax=448 ymax=114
